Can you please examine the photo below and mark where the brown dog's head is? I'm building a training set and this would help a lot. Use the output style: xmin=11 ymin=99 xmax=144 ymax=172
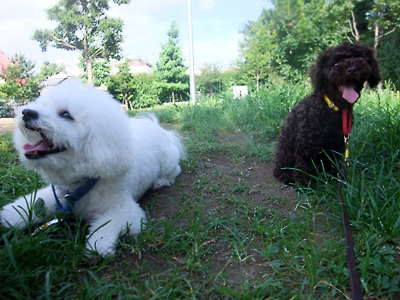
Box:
xmin=309 ymin=41 xmax=381 ymax=105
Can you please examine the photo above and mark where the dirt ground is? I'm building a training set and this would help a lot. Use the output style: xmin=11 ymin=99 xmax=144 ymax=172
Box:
xmin=141 ymin=156 xmax=299 ymax=218
xmin=0 ymin=118 xmax=16 ymax=135
xmin=136 ymin=152 xmax=302 ymax=285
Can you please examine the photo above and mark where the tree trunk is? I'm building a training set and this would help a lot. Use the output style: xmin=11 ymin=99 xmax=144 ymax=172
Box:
xmin=374 ymin=23 xmax=383 ymax=90
xmin=256 ymin=68 xmax=263 ymax=92
xmin=256 ymin=75 xmax=260 ymax=92
xmin=172 ymin=90 xmax=175 ymax=103
xmin=374 ymin=23 xmax=379 ymax=50
xmin=85 ymin=59 xmax=93 ymax=84
xmin=350 ymin=11 xmax=360 ymax=41
xmin=87 ymin=59 xmax=94 ymax=84
xmin=83 ymin=25 xmax=94 ymax=84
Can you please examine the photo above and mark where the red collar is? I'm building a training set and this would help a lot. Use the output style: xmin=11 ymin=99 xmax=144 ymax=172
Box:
xmin=324 ymin=94 xmax=353 ymax=136
xmin=342 ymin=106 xmax=353 ymax=136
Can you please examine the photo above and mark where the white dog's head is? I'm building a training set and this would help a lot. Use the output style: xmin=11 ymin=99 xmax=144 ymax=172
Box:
xmin=13 ymin=81 xmax=134 ymax=185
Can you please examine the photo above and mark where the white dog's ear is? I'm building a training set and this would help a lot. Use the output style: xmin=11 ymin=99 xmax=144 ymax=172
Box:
xmin=83 ymin=113 xmax=134 ymax=178
xmin=67 ymin=85 xmax=136 ymax=179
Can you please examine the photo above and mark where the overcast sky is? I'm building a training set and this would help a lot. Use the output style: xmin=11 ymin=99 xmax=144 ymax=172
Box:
xmin=0 ymin=0 xmax=272 ymax=73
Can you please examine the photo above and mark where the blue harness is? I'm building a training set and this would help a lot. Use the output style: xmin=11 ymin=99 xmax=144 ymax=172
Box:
xmin=51 ymin=178 xmax=99 ymax=213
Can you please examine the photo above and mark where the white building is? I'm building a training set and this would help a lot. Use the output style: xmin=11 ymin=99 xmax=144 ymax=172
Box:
xmin=110 ymin=56 xmax=153 ymax=75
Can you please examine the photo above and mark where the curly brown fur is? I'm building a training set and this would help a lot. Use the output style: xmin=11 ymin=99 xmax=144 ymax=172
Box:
xmin=273 ymin=41 xmax=381 ymax=187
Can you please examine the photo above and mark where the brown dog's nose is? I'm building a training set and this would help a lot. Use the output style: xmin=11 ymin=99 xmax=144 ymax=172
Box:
xmin=346 ymin=67 xmax=357 ymax=74
xmin=22 ymin=109 xmax=39 ymax=122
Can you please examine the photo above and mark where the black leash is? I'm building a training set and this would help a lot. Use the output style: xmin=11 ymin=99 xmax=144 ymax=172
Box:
xmin=326 ymin=93 xmax=363 ymax=299
xmin=339 ymin=102 xmax=363 ymax=299
xmin=338 ymin=167 xmax=363 ymax=300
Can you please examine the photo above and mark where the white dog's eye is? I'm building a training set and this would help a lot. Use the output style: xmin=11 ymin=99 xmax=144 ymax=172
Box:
xmin=60 ymin=111 xmax=74 ymax=120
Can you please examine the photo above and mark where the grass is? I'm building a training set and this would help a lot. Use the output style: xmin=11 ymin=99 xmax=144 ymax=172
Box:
xmin=1 ymin=82 xmax=400 ymax=299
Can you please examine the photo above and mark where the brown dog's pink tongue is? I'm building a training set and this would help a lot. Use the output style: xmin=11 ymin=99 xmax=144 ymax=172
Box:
xmin=343 ymin=87 xmax=359 ymax=104
xmin=23 ymin=140 xmax=52 ymax=153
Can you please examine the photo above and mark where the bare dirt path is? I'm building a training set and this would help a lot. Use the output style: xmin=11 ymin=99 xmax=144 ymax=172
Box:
xmin=0 ymin=118 xmax=16 ymax=135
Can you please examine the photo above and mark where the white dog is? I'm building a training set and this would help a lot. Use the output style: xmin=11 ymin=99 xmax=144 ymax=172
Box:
xmin=0 ymin=81 xmax=185 ymax=256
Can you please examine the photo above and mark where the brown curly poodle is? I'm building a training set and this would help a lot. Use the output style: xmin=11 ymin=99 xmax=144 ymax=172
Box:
xmin=273 ymin=41 xmax=381 ymax=187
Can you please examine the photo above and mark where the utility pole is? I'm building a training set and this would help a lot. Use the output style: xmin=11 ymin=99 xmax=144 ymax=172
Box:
xmin=188 ymin=0 xmax=196 ymax=104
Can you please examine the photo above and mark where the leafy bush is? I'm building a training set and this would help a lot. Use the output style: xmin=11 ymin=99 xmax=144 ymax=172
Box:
xmin=131 ymin=73 xmax=160 ymax=109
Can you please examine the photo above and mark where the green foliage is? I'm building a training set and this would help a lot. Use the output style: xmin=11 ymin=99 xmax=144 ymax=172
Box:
xmin=221 ymin=67 xmax=247 ymax=87
xmin=196 ymin=63 xmax=225 ymax=95
xmin=0 ymin=56 xmax=63 ymax=115
xmin=378 ymin=31 xmax=400 ymax=90
xmin=36 ymin=61 xmax=65 ymax=83
xmin=274 ymin=0 xmax=349 ymax=76
xmin=368 ymin=0 xmax=400 ymax=39
xmin=352 ymin=0 xmax=375 ymax=39
xmin=154 ymin=21 xmax=189 ymax=103
xmin=237 ymin=0 xmax=400 ymax=87
xmin=0 ymin=54 xmax=40 ymax=103
xmin=33 ymin=0 xmax=130 ymax=83
xmin=80 ymin=59 xmax=111 ymax=86
xmin=106 ymin=60 xmax=135 ymax=106
xmin=239 ymin=0 xmax=350 ymax=82
xmin=107 ymin=60 xmax=160 ymax=109
xmin=131 ymin=72 xmax=160 ymax=108
xmin=238 ymin=15 xmax=277 ymax=89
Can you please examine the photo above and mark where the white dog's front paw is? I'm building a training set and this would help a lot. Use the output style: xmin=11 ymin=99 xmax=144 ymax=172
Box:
xmin=0 ymin=201 xmax=33 ymax=229
xmin=86 ymin=234 xmax=117 ymax=257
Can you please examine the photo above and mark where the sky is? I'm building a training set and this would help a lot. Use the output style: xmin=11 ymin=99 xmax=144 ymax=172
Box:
xmin=0 ymin=0 xmax=272 ymax=74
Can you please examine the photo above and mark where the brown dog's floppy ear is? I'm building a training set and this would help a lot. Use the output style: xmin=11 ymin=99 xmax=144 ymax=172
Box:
xmin=366 ymin=48 xmax=381 ymax=88
xmin=309 ymin=49 xmax=330 ymax=91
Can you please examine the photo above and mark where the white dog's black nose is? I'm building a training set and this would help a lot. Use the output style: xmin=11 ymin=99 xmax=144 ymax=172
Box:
xmin=22 ymin=109 xmax=39 ymax=122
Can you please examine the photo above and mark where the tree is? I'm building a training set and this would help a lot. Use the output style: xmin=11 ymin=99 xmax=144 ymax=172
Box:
xmin=80 ymin=59 xmax=111 ymax=86
xmin=338 ymin=0 xmax=400 ymax=86
xmin=239 ymin=16 xmax=277 ymax=90
xmin=33 ymin=0 xmax=130 ymax=83
xmin=237 ymin=0 xmax=400 ymax=88
xmin=196 ymin=63 xmax=224 ymax=95
xmin=239 ymin=0 xmax=350 ymax=82
xmin=107 ymin=61 xmax=161 ymax=109
xmin=0 ymin=54 xmax=40 ymax=103
xmin=37 ymin=61 xmax=65 ymax=82
xmin=378 ymin=30 xmax=400 ymax=89
xmin=106 ymin=60 xmax=135 ymax=108
xmin=369 ymin=0 xmax=400 ymax=49
xmin=132 ymin=73 xmax=160 ymax=108
xmin=154 ymin=21 xmax=189 ymax=103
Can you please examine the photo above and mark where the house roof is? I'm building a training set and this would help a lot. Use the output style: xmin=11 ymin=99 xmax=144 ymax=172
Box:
xmin=42 ymin=74 xmax=76 ymax=87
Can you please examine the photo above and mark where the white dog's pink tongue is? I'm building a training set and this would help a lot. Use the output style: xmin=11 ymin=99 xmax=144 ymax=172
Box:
xmin=23 ymin=140 xmax=51 ymax=153
xmin=343 ymin=87 xmax=359 ymax=104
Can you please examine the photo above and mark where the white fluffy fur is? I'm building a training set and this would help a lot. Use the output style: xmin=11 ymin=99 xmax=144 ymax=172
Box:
xmin=0 ymin=81 xmax=185 ymax=256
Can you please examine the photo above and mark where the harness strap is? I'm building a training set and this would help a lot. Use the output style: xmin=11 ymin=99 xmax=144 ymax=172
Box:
xmin=52 ymin=178 xmax=99 ymax=213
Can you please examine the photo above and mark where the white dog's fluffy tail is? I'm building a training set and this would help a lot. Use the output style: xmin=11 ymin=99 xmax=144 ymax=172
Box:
xmin=134 ymin=112 xmax=160 ymax=124
xmin=134 ymin=112 xmax=186 ymax=161
xmin=167 ymin=128 xmax=186 ymax=161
